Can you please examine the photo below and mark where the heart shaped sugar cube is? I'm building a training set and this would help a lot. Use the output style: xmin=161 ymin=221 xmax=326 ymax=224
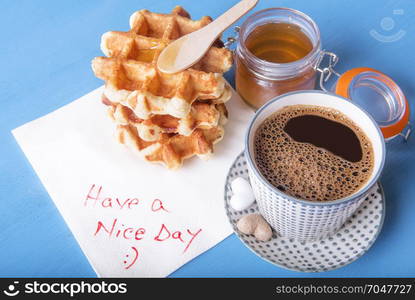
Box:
xmin=230 ymin=177 xmax=255 ymax=211
xmin=237 ymin=213 xmax=272 ymax=242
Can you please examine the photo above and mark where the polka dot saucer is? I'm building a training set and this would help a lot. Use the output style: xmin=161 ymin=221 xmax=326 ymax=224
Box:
xmin=224 ymin=153 xmax=385 ymax=273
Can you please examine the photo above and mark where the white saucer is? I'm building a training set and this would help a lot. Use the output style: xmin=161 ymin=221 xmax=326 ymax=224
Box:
xmin=224 ymin=153 xmax=385 ymax=273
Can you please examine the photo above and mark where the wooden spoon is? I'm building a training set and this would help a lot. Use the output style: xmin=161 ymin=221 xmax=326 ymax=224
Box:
xmin=157 ymin=0 xmax=258 ymax=74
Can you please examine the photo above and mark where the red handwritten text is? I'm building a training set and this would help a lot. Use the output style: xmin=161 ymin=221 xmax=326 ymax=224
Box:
xmin=94 ymin=218 xmax=146 ymax=241
xmin=85 ymin=184 xmax=140 ymax=210
xmin=85 ymin=184 xmax=204 ymax=270
xmin=151 ymin=199 xmax=170 ymax=213
xmin=154 ymin=224 xmax=202 ymax=253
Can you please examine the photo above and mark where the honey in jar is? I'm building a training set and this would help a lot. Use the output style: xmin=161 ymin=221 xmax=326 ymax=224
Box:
xmin=244 ymin=23 xmax=313 ymax=63
xmin=235 ymin=8 xmax=322 ymax=109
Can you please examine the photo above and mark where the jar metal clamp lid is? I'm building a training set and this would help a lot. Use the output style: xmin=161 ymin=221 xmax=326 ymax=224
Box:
xmin=317 ymin=53 xmax=411 ymax=142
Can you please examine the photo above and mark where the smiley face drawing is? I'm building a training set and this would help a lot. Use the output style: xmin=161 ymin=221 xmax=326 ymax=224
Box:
xmin=123 ymin=246 xmax=139 ymax=270
xmin=370 ymin=9 xmax=406 ymax=42
xmin=3 ymin=281 xmax=20 ymax=297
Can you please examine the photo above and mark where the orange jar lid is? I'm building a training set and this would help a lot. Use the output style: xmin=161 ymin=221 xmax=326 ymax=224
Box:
xmin=335 ymin=67 xmax=410 ymax=140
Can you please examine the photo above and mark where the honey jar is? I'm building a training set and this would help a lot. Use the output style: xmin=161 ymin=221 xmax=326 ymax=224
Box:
xmin=235 ymin=8 xmax=322 ymax=109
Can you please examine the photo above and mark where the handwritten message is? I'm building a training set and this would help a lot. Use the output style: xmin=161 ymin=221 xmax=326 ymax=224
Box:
xmin=84 ymin=184 xmax=203 ymax=270
xmin=13 ymin=85 xmax=249 ymax=276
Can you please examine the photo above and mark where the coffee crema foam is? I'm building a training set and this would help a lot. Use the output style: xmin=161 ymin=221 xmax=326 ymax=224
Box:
xmin=254 ymin=105 xmax=374 ymax=201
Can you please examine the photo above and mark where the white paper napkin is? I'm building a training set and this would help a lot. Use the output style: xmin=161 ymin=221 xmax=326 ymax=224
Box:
xmin=12 ymin=84 xmax=254 ymax=277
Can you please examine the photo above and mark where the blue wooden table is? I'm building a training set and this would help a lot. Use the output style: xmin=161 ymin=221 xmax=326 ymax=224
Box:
xmin=1 ymin=0 xmax=414 ymax=277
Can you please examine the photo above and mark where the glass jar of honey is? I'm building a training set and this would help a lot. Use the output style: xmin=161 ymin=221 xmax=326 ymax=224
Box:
xmin=235 ymin=8 xmax=322 ymax=109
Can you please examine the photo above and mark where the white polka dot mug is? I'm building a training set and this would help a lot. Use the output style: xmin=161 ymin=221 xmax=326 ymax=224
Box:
xmin=245 ymin=90 xmax=385 ymax=242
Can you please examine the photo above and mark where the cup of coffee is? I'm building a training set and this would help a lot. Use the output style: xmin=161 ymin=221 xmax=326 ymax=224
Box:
xmin=245 ymin=90 xmax=385 ymax=242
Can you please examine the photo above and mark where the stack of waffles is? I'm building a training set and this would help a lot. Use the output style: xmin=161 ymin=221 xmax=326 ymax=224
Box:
xmin=92 ymin=6 xmax=233 ymax=169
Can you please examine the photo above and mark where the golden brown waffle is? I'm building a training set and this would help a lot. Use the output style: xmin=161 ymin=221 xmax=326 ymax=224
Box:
xmin=92 ymin=6 xmax=233 ymax=169
xmin=116 ymin=124 xmax=225 ymax=169
xmin=106 ymin=96 xmax=228 ymax=141
xmin=92 ymin=6 xmax=233 ymax=119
